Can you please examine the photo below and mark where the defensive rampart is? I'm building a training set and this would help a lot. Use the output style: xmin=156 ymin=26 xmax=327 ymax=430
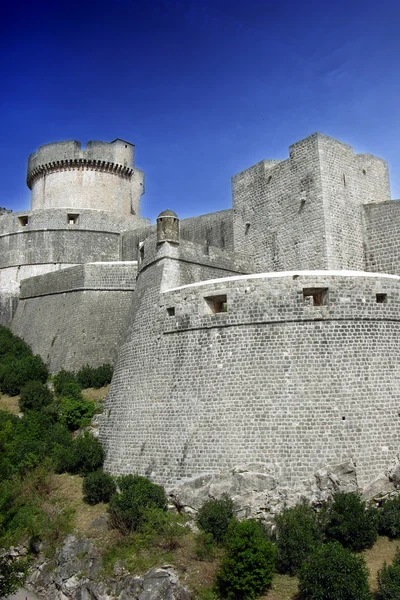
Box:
xmin=11 ymin=262 xmax=137 ymax=373
xmin=102 ymin=264 xmax=400 ymax=491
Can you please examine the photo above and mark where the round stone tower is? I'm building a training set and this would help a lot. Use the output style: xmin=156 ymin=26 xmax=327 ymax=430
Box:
xmin=0 ymin=138 xmax=149 ymax=327
xmin=27 ymin=138 xmax=144 ymax=216
xmin=156 ymin=209 xmax=180 ymax=244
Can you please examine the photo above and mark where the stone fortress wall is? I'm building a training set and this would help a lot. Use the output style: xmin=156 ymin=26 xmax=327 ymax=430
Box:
xmin=232 ymin=134 xmax=391 ymax=272
xmin=11 ymin=262 xmax=137 ymax=373
xmin=0 ymin=139 xmax=150 ymax=327
xmin=3 ymin=132 xmax=400 ymax=499
xmin=102 ymin=255 xmax=400 ymax=488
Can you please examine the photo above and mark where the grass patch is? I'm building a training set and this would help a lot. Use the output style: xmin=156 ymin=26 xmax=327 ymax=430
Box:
xmin=0 ymin=393 xmax=20 ymax=414
xmin=263 ymin=573 xmax=299 ymax=599
xmin=81 ymin=385 xmax=110 ymax=403
xmin=363 ymin=535 xmax=400 ymax=593
xmin=50 ymin=474 xmax=108 ymax=537
xmin=102 ymin=532 xmax=175 ymax=577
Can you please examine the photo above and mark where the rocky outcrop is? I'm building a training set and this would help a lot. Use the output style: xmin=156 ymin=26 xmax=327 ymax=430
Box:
xmin=26 ymin=535 xmax=190 ymax=600
xmin=168 ymin=460 xmax=399 ymax=524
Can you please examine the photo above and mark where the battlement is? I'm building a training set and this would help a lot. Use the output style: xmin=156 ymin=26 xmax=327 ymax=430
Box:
xmin=27 ymin=139 xmax=135 ymax=189
xmin=26 ymin=138 xmax=144 ymax=216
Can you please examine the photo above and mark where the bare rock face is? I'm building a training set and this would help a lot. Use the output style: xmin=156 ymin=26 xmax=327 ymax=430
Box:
xmin=26 ymin=535 xmax=190 ymax=600
xmin=168 ymin=460 xmax=362 ymax=524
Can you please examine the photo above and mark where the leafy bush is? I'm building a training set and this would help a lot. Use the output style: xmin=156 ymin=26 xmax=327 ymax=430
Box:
xmin=0 ymin=555 xmax=29 ymax=598
xmin=53 ymin=370 xmax=80 ymax=396
xmin=58 ymin=381 xmax=83 ymax=401
xmin=215 ymin=519 xmax=276 ymax=600
xmin=377 ymin=550 xmax=400 ymax=600
xmin=194 ymin=532 xmax=217 ymax=561
xmin=379 ymin=495 xmax=400 ymax=539
xmin=139 ymin=507 xmax=188 ymax=550
xmin=0 ymin=326 xmax=31 ymax=361
xmin=0 ymin=355 xmax=48 ymax=396
xmin=196 ymin=495 xmax=236 ymax=543
xmin=76 ymin=363 xmax=114 ymax=389
xmin=59 ymin=396 xmax=96 ymax=430
xmin=19 ymin=380 xmax=53 ymax=412
xmin=321 ymin=492 xmax=378 ymax=551
xmin=298 ymin=541 xmax=372 ymax=600
xmin=108 ymin=474 xmax=167 ymax=533
xmin=66 ymin=432 xmax=104 ymax=475
xmin=275 ymin=500 xmax=322 ymax=574
xmin=3 ymin=411 xmax=71 ymax=474
xmin=83 ymin=470 xmax=116 ymax=505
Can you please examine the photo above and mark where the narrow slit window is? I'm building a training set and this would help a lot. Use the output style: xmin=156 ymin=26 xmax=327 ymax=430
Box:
xmin=303 ymin=288 xmax=328 ymax=306
xmin=139 ymin=244 xmax=144 ymax=261
xmin=167 ymin=307 xmax=175 ymax=316
xmin=18 ymin=215 xmax=28 ymax=227
xmin=376 ymin=293 xmax=387 ymax=304
xmin=67 ymin=213 xmax=79 ymax=225
xmin=204 ymin=294 xmax=227 ymax=314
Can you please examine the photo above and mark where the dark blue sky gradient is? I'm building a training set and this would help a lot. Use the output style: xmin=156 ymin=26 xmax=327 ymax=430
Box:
xmin=1 ymin=0 xmax=399 ymax=220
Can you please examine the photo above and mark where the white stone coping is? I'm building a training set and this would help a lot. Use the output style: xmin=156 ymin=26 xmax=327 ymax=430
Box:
xmin=86 ymin=261 xmax=138 ymax=266
xmin=163 ymin=270 xmax=400 ymax=293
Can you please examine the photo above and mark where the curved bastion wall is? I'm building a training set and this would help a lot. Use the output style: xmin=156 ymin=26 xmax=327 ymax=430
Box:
xmin=27 ymin=139 xmax=144 ymax=216
xmin=101 ymin=270 xmax=400 ymax=490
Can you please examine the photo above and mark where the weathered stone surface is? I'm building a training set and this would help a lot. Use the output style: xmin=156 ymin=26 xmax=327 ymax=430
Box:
xmin=168 ymin=460 xmax=361 ymax=523
xmin=26 ymin=536 xmax=190 ymax=600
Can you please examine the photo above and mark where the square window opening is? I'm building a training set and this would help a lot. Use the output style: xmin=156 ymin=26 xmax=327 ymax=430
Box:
xmin=67 ymin=213 xmax=79 ymax=225
xmin=204 ymin=294 xmax=227 ymax=314
xmin=303 ymin=288 xmax=328 ymax=306
xmin=167 ymin=307 xmax=175 ymax=317
xmin=376 ymin=293 xmax=387 ymax=304
xmin=18 ymin=215 xmax=28 ymax=227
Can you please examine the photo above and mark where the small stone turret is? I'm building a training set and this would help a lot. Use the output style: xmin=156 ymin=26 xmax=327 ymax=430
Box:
xmin=156 ymin=209 xmax=180 ymax=244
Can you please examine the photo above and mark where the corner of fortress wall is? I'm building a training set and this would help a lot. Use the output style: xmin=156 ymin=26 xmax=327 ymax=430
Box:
xmin=101 ymin=236 xmax=253 ymax=474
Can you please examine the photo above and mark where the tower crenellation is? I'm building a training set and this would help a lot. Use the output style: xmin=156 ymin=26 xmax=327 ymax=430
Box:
xmin=27 ymin=138 xmax=144 ymax=216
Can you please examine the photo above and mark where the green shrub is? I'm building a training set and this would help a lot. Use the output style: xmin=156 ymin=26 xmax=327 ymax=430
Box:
xmin=321 ymin=491 xmax=378 ymax=551
xmin=139 ymin=507 xmax=188 ymax=550
xmin=53 ymin=370 xmax=80 ymax=396
xmin=215 ymin=519 xmax=276 ymax=600
xmin=0 ymin=355 xmax=48 ymax=396
xmin=19 ymin=380 xmax=53 ymax=412
xmin=194 ymin=532 xmax=217 ymax=561
xmin=58 ymin=381 xmax=83 ymax=401
xmin=379 ymin=495 xmax=400 ymax=539
xmin=196 ymin=495 xmax=236 ymax=543
xmin=108 ymin=474 xmax=167 ymax=533
xmin=0 ymin=555 xmax=29 ymax=598
xmin=83 ymin=470 xmax=116 ymax=505
xmin=377 ymin=550 xmax=400 ymax=600
xmin=76 ymin=363 xmax=114 ymax=389
xmin=59 ymin=396 xmax=96 ymax=430
xmin=0 ymin=408 xmax=72 ymax=477
xmin=275 ymin=500 xmax=322 ymax=574
xmin=298 ymin=541 xmax=372 ymax=600
xmin=66 ymin=432 xmax=104 ymax=475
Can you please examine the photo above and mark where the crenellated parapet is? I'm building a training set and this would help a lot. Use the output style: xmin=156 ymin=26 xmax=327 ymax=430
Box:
xmin=27 ymin=138 xmax=144 ymax=216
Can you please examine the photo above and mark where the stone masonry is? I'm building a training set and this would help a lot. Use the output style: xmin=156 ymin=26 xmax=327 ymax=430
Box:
xmin=2 ymin=132 xmax=400 ymax=499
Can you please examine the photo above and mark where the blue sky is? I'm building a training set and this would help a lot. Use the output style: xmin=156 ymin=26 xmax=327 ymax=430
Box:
xmin=1 ymin=0 xmax=399 ymax=221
